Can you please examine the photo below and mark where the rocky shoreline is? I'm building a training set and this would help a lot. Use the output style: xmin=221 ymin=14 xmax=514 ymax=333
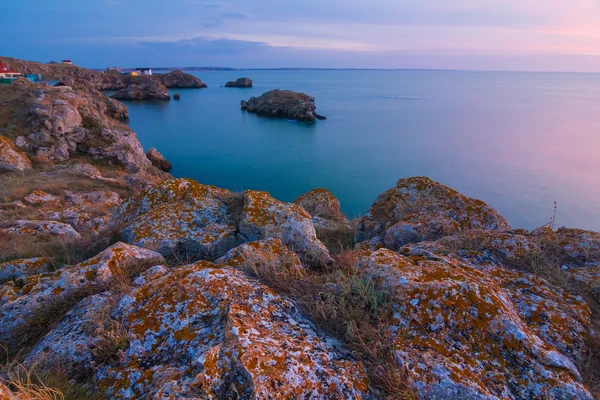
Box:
xmin=0 ymin=59 xmax=599 ymax=399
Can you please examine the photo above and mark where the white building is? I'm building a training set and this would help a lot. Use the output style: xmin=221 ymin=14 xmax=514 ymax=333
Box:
xmin=62 ymin=60 xmax=73 ymax=65
xmin=134 ymin=68 xmax=152 ymax=76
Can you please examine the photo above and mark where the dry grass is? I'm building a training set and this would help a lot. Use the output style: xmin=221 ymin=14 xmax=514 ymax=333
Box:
xmin=1 ymin=357 xmax=104 ymax=400
xmin=315 ymin=218 xmax=358 ymax=255
xmin=241 ymin=248 xmax=415 ymax=398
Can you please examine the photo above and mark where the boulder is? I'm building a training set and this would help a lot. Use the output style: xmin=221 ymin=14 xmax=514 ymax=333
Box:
xmin=240 ymin=190 xmax=332 ymax=265
xmin=241 ymin=89 xmax=321 ymax=122
xmin=0 ymin=135 xmax=32 ymax=172
xmin=23 ymin=189 xmax=61 ymax=206
xmin=112 ymin=179 xmax=239 ymax=260
xmin=225 ymin=77 xmax=252 ymax=88
xmin=158 ymin=70 xmax=207 ymax=88
xmin=0 ymin=257 xmax=52 ymax=283
xmin=294 ymin=188 xmax=347 ymax=223
xmin=0 ymin=242 xmax=165 ymax=349
xmin=146 ymin=148 xmax=172 ymax=171
xmin=97 ymin=262 xmax=368 ymax=399
xmin=1 ymin=220 xmax=81 ymax=239
xmin=355 ymin=177 xmax=511 ymax=250
xmin=22 ymin=292 xmax=114 ymax=378
xmin=358 ymin=248 xmax=593 ymax=399
xmin=111 ymin=79 xmax=170 ymax=101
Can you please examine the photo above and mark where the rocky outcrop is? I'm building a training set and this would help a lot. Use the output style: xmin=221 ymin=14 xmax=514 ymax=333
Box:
xmin=1 ymin=56 xmax=126 ymax=91
xmin=0 ymin=242 xmax=165 ymax=349
xmin=225 ymin=77 xmax=252 ymax=88
xmin=146 ymin=148 xmax=172 ymax=171
xmin=240 ymin=190 xmax=332 ymax=265
xmin=111 ymin=79 xmax=170 ymax=101
xmin=97 ymin=261 xmax=368 ymax=399
xmin=0 ymin=135 xmax=32 ymax=172
xmin=359 ymin=248 xmax=593 ymax=399
xmin=241 ymin=89 xmax=321 ymax=122
xmin=1 ymin=220 xmax=81 ymax=239
xmin=3 ymin=78 xmax=151 ymax=172
xmin=111 ymin=179 xmax=332 ymax=266
xmin=0 ymin=257 xmax=52 ymax=282
xmin=157 ymin=70 xmax=207 ymax=88
xmin=23 ymin=189 xmax=61 ymax=206
xmin=294 ymin=188 xmax=349 ymax=229
xmin=355 ymin=177 xmax=511 ymax=250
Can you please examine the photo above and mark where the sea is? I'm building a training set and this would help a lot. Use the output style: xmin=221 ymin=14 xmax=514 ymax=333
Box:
xmin=121 ymin=69 xmax=600 ymax=231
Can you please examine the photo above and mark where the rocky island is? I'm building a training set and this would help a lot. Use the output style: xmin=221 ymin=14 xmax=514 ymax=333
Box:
xmin=225 ymin=77 xmax=253 ymax=88
xmin=157 ymin=70 xmax=207 ymax=88
xmin=111 ymin=78 xmax=171 ymax=101
xmin=0 ymin=58 xmax=599 ymax=400
xmin=241 ymin=89 xmax=324 ymax=122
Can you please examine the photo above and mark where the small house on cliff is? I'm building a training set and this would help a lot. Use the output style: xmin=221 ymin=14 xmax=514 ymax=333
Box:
xmin=133 ymin=68 xmax=152 ymax=76
xmin=62 ymin=60 xmax=73 ymax=65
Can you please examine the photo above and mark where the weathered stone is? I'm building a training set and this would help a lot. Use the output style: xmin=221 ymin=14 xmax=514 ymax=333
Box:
xmin=97 ymin=262 xmax=368 ymax=399
xmin=146 ymin=148 xmax=172 ymax=171
xmin=0 ymin=257 xmax=52 ymax=283
xmin=358 ymin=249 xmax=592 ymax=399
xmin=1 ymin=220 xmax=81 ymax=239
xmin=22 ymin=292 xmax=114 ymax=378
xmin=0 ymin=135 xmax=32 ymax=172
xmin=240 ymin=190 xmax=332 ymax=266
xmin=241 ymin=89 xmax=320 ymax=122
xmin=355 ymin=177 xmax=511 ymax=250
xmin=0 ymin=242 xmax=164 ymax=349
xmin=23 ymin=190 xmax=61 ymax=206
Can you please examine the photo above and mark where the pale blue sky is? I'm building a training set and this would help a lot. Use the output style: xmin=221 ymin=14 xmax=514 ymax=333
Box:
xmin=2 ymin=0 xmax=600 ymax=71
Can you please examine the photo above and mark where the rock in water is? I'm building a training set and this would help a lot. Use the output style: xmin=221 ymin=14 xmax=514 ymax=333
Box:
xmin=173 ymin=92 xmax=180 ymax=100
xmin=111 ymin=79 xmax=170 ymax=101
xmin=355 ymin=176 xmax=511 ymax=249
xmin=225 ymin=77 xmax=253 ymax=88
xmin=241 ymin=89 xmax=322 ymax=122
xmin=146 ymin=148 xmax=172 ymax=171
xmin=158 ymin=70 xmax=207 ymax=88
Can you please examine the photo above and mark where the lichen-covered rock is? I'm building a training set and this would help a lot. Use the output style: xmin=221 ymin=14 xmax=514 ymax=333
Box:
xmin=113 ymin=179 xmax=239 ymax=259
xmin=549 ymin=227 xmax=600 ymax=260
xmin=355 ymin=177 xmax=511 ymax=250
xmin=217 ymin=238 xmax=307 ymax=278
xmin=0 ymin=383 xmax=17 ymax=399
xmin=146 ymin=148 xmax=172 ymax=171
xmin=0 ymin=135 xmax=32 ymax=172
xmin=294 ymin=188 xmax=346 ymax=222
xmin=241 ymin=90 xmax=320 ymax=122
xmin=40 ymin=163 xmax=103 ymax=180
xmin=111 ymin=79 xmax=170 ymax=101
xmin=0 ymin=242 xmax=164 ymax=349
xmin=65 ymin=190 xmax=121 ymax=209
xmin=23 ymin=189 xmax=61 ymax=206
xmin=225 ymin=77 xmax=252 ymax=88
xmin=22 ymin=292 xmax=113 ymax=378
xmin=158 ymin=70 xmax=207 ymax=88
xmin=97 ymin=261 xmax=368 ymax=399
xmin=0 ymin=257 xmax=52 ymax=283
xmin=358 ymin=249 xmax=592 ymax=399
xmin=240 ymin=190 xmax=332 ymax=265
xmin=1 ymin=220 xmax=81 ymax=239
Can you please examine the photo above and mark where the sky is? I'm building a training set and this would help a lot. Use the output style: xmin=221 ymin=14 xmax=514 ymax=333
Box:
xmin=2 ymin=0 xmax=600 ymax=72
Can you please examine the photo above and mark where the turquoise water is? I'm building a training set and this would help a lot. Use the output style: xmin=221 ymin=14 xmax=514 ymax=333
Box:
xmin=122 ymin=70 xmax=600 ymax=231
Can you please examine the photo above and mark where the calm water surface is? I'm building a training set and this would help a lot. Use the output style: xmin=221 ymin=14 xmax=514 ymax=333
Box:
xmin=122 ymin=70 xmax=600 ymax=231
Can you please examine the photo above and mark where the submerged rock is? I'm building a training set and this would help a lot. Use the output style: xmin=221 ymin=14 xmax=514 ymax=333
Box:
xmin=111 ymin=79 xmax=170 ymax=101
xmin=97 ymin=261 xmax=368 ymax=399
xmin=225 ymin=77 xmax=252 ymax=88
xmin=146 ymin=147 xmax=172 ymax=171
xmin=241 ymin=89 xmax=321 ymax=122
xmin=158 ymin=70 xmax=207 ymax=88
xmin=355 ymin=177 xmax=511 ymax=250
xmin=0 ymin=135 xmax=32 ymax=172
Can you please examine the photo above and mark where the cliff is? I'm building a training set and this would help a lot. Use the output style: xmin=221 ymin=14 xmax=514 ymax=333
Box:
xmin=0 ymin=59 xmax=599 ymax=400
